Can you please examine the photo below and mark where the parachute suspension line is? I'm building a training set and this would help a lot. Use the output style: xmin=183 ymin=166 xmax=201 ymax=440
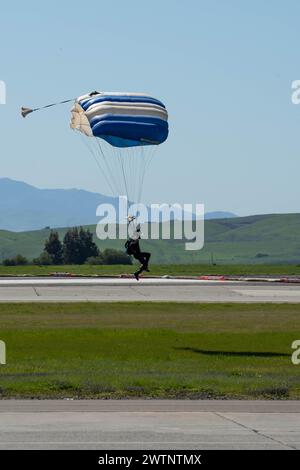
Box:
xmin=138 ymin=148 xmax=147 ymax=208
xmin=95 ymin=139 xmax=121 ymax=196
xmin=126 ymin=147 xmax=132 ymax=200
xmin=113 ymin=147 xmax=122 ymax=196
xmin=126 ymin=148 xmax=133 ymax=202
xmin=121 ymin=147 xmax=134 ymax=203
xmin=128 ymin=146 xmax=141 ymax=206
xmin=117 ymin=147 xmax=130 ymax=203
xmin=136 ymin=146 xmax=145 ymax=209
xmin=125 ymin=147 xmax=131 ymax=199
xmin=121 ymin=149 xmax=131 ymax=202
xmin=136 ymin=146 xmax=144 ymax=207
xmin=145 ymin=145 xmax=158 ymax=173
xmin=111 ymin=146 xmax=124 ymax=199
xmin=137 ymin=145 xmax=158 ymax=210
xmin=139 ymin=147 xmax=145 ymax=202
xmin=78 ymin=134 xmax=158 ymax=219
xmin=110 ymin=144 xmax=158 ymax=216
xmin=116 ymin=148 xmax=126 ymax=199
xmin=133 ymin=149 xmax=138 ymax=191
xmin=132 ymin=147 xmax=139 ymax=203
xmin=139 ymin=147 xmax=146 ymax=204
xmin=77 ymin=133 xmax=116 ymax=196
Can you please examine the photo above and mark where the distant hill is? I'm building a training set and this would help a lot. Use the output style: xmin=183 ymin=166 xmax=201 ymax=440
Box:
xmin=0 ymin=213 xmax=299 ymax=264
xmin=0 ymin=178 xmax=119 ymax=231
xmin=0 ymin=178 xmax=237 ymax=231
xmin=204 ymin=211 xmax=237 ymax=220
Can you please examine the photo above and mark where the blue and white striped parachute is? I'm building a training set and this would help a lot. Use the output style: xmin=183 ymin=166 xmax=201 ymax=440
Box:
xmin=70 ymin=91 xmax=169 ymax=203
xmin=21 ymin=90 xmax=168 ymax=204
xmin=70 ymin=91 xmax=168 ymax=148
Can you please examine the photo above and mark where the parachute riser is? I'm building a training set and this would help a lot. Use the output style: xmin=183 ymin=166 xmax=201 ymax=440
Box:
xmin=21 ymin=97 xmax=75 ymax=118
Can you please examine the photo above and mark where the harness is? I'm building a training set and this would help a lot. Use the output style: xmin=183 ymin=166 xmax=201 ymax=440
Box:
xmin=125 ymin=239 xmax=140 ymax=256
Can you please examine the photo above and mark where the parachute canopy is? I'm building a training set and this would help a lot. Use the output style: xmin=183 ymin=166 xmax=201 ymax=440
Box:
xmin=70 ymin=91 xmax=169 ymax=148
xmin=21 ymin=90 xmax=169 ymax=204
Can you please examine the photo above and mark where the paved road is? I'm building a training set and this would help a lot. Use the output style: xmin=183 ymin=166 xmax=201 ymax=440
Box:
xmin=0 ymin=400 xmax=299 ymax=450
xmin=0 ymin=277 xmax=299 ymax=302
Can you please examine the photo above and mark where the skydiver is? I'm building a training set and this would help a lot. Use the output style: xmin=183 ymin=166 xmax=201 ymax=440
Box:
xmin=125 ymin=218 xmax=151 ymax=281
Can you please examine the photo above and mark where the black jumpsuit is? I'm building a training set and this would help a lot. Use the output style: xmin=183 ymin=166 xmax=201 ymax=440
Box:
xmin=127 ymin=238 xmax=151 ymax=275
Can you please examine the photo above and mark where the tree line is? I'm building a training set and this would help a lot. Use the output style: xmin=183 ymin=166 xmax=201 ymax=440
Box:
xmin=2 ymin=227 xmax=132 ymax=266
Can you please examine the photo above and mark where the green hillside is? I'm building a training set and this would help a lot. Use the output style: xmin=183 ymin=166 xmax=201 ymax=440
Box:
xmin=0 ymin=213 xmax=300 ymax=264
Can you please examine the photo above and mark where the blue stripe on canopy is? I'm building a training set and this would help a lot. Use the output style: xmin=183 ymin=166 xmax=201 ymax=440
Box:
xmin=91 ymin=118 xmax=168 ymax=148
xmin=80 ymin=95 xmax=166 ymax=111
xmin=90 ymin=114 xmax=168 ymax=128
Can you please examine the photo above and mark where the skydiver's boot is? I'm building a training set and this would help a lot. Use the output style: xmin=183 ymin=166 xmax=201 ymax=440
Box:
xmin=134 ymin=263 xmax=145 ymax=280
xmin=134 ymin=266 xmax=142 ymax=280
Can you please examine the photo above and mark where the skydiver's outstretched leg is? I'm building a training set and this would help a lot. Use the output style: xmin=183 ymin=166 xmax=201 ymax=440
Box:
xmin=133 ymin=253 xmax=143 ymax=281
xmin=134 ymin=264 xmax=145 ymax=281
xmin=133 ymin=252 xmax=151 ymax=280
xmin=141 ymin=252 xmax=151 ymax=271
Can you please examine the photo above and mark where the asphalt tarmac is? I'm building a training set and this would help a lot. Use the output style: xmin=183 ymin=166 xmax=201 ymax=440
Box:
xmin=0 ymin=400 xmax=299 ymax=450
xmin=0 ymin=277 xmax=299 ymax=302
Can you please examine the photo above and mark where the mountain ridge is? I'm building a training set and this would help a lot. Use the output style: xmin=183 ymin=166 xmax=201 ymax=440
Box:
xmin=0 ymin=178 xmax=237 ymax=231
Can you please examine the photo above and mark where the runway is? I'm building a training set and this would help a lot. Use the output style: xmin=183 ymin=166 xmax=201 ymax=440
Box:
xmin=0 ymin=400 xmax=299 ymax=450
xmin=0 ymin=277 xmax=299 ymax=302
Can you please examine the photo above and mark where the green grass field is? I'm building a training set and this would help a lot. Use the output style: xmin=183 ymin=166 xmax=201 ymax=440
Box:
xmin=0 ymin=302 xmax=299 ymax=399
xmin=1 ymin=263 xmax=300 ymax=277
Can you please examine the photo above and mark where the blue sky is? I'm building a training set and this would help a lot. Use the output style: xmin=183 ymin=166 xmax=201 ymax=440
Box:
xmin=0 ymin=0 xmax=300 ymax=215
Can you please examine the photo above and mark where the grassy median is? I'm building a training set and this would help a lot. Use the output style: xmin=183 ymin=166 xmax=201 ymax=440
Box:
xmin=0 ymin=264 xmax=300 ymax=277
xmin=0 ymin=302 xmax=299 ymax=399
